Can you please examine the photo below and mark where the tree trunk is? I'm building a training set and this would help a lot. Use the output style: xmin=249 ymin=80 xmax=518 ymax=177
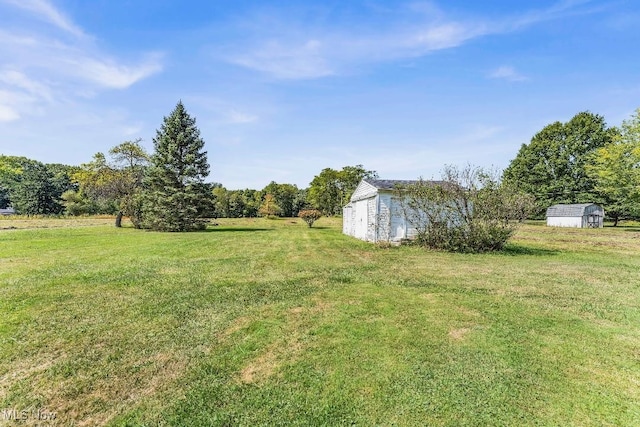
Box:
xmin=115 ymin=211 xmax=123 ymax=228
xmin=613 ymin=216 xmax=618 ymax=227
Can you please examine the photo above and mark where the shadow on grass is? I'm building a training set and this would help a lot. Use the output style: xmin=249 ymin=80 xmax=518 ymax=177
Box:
xmin=499 ymin=244 xmax=559 ymax=256
xmin=204 ymin=227 xmax=272 ymax=233
xmin=621 ymin=227 xmax=640 ymax=233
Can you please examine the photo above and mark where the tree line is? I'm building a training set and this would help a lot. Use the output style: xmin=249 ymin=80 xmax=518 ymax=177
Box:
xmin=0 ymin=102 xmax=376 ymax=226
xmin=3 ymin=103 xmax=638 ymax=228
xmin=503 ymin=109 xmax=640 ymax=225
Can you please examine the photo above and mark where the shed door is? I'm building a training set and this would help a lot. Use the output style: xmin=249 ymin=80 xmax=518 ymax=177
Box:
xmin=355 ymin=201 xmax=367 ymax=239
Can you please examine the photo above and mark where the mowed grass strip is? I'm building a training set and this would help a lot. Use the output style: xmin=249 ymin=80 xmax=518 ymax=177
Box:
xmin=0 ymin=218 xmax=639 ymax=426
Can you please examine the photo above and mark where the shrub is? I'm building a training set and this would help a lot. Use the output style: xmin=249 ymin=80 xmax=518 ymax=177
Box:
xmin=398 ymin=165 xmax=534 ymax=253
xmin=298 ymin=209 xmax=322 ymax=228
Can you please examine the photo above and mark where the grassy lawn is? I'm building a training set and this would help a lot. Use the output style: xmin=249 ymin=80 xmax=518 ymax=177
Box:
xmin=1 ymin=217 xmax=639 ymax=426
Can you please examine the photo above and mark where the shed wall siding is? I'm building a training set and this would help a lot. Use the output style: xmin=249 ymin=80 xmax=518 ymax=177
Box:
xmin=366 ymin=197 xmax=377 ymax=242
xmin=547 ymin=217 xmax=583 ymax=228
xmin=377 ymin=193 xmax=392 ymax=241
xmin=343 ymin=180 xmax=437 ymax=242
xmin=351 ymin=181 xmax=378 ymax=202
xmin=389 ymin=198 xmax=405 ymax=241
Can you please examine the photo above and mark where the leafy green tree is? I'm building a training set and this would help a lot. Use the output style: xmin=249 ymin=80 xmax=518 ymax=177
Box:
xmin=0 ymin=155 xmax=31 ymax=208
xmin=109 ymin=139 xmax=149 ymax=227
xmin=262 ymin=181 xmax=301 ymax=217
xmin=587 ymin=108 xmax=640 ymax=225
xmin=212 ymin=186 xmax=229 ymax=218
xmin=258 ymin=193 xmax=281 ymax=218
xmin=73 ymin=140 xmax=149 ymax=227
xmin=241 ymin=189 xmax=262 ymax=217
xmin=308 ymin=165 xmax=377 ymax=215
xmin=72 ymin=153 xmax=121 ymax=215
xmin=0 ymin=156 xmax=76 ymax=215
xmin=503 ymin=111 xmax=617 ymax=216
xmin=142 ymin=101 xmax=212 ymax=231
xmin=308 ymin=168 xmax=341 ymax=216
xmin=293 ymin=188 xmax=309 ymax=215
xmin=60 ymin=189 xmax=96 ymax=216
xmin=11 ymin=161 xmax=61 ymax=215
xmin=228 ymin=191 xmax=247 ymax=218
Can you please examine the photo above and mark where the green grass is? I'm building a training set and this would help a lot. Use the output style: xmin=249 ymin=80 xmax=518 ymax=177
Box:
xmin=1 ymin=217 xmax=639 ymax=426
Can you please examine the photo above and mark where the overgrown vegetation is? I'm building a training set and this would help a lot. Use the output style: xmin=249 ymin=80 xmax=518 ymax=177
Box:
xmin=399 ymin=165 xmax=534 ymax=252
xmin=1 ymin=217 xmax=638 ymax=426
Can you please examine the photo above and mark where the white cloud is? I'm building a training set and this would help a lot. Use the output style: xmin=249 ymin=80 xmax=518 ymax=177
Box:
xmin=230 ymin=39 xmax=333 ymax=80
xmin=0 ymin=104 xmax=20 ymax=122
xmin=0 ymin=69 xmax=53 ymax=101
xmin=0 ymin=0 xmax=163 ymax=120
xmin=412 ymin=22 xmax=484 ymax=51
xmin=489 ymin=66 xmax=528 ymax=82
xmin=1 ymin=0 xmax=85 ymax=38
xmin=227 ymin=109 xmax=258 ymax=124
xmin=225 ymin=1 xmax=594 ymax=80
xmin=66 ymin=53 xmax=164 ymax=89
xmin=122 ymin=124 xmax=144 ymax=136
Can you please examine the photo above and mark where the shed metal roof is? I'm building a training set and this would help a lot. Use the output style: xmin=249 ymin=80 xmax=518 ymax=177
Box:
xmin=364 ymin=179 xmax=443 ymax=190
xmin=546 ymin=203 xmax=602 ymax=217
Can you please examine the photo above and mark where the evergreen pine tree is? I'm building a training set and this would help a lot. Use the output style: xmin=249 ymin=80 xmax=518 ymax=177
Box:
xmin=142 ymin=101 xmax=212 ymax=231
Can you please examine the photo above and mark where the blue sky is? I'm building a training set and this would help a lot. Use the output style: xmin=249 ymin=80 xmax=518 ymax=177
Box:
xmin=1 ymin=0 xmax=639 ymax=189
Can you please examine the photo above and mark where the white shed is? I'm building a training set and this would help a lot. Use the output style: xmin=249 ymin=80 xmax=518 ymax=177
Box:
xmin=342 ymin=179 xmax=427 ymax=243
xmin=546 ymin=203 xmax=604 ymax=228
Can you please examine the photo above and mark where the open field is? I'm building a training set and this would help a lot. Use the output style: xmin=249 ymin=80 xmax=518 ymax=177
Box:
xmin=1 ymin=217 xmax=639 ymax=426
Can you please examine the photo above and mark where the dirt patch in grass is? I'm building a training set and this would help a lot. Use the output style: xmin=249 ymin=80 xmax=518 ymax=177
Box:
xmin=46 ymin=352 xmax=188 ymax=427
xmin=219 ymin=316 xmax=252 ymax=340
xmin=449 ymin=327 xmax=472 ymax=341
xmin=0 ymin=217 xmax=115 ymax=230
xmin=240 ymin=337 xmax=305 ymax=384
xmin=238 ymin=299 xmax=334 ymax=384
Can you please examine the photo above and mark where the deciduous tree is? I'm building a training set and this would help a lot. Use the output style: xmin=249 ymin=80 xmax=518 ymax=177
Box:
xmin=503 ymin=111 xmax=617 ymax=216
xmin=587 ymin=108 xmax=640 ymax=225
xmin=308 ymin=165 xmax=377 ymax=215
xmin=72 ymin=140 xmax=149 ymax=227
xmin=258 ymin=193 xmax=281 ymax=218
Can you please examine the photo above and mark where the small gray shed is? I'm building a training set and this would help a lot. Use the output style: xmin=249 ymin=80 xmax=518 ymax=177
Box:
xmin=546 ymin=203 xmax=604 ymax=228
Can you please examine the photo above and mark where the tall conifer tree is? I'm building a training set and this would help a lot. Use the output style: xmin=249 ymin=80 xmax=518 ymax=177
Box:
xmin=142 ymin=101 xmax=211 ymax=231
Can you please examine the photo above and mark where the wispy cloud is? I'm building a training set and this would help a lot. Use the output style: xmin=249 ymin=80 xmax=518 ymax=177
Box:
xmin=0 ymin=98 xmax=21 ymax=122
xmin=65 ymin=53 xmax=164 ymax=89
xmin=231 ymin=39 xmax=333 ymax=80
xmin=1 ymin=0 xmax=85 ymax=38
xmin=0 ymin=0 xmax=163 ymax=121
xmin=489 ymin=66 xmax=529 ymax=82
xmin=227 ymin=109 xmax=258 ymax=124
xmin=0 ymin=69 xmax=53 ymax=101
xmin=224 ymin=1 xmax=596 ymax=80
